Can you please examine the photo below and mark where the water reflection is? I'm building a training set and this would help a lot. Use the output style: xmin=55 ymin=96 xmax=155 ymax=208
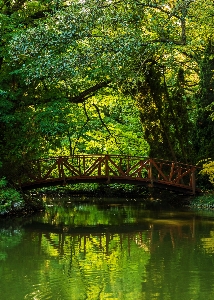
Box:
xmin=1 ymin=197 xmax=214 ymax=299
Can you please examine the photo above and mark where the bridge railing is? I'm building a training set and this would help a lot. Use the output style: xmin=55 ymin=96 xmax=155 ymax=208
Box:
xmin=23 ymin=155 xmax=150 ymax=180
xmin=20 ymin=155 xmax=199 ymax=193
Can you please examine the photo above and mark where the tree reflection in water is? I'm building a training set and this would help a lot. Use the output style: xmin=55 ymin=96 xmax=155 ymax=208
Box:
xmin=1 ymin=198 xmax=214 ymax=299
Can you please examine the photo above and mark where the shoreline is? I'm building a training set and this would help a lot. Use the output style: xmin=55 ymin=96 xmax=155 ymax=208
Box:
xmin=1 ymin=186 xmax=214 ymax=218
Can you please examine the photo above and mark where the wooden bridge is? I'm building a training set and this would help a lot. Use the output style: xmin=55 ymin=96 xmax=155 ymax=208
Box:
xmin=20 ymin=155 xmax=201 ymax=194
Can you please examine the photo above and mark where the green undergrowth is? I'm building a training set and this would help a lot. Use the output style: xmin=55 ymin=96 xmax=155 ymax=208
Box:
xmin=0 ymin=176 xmax=44 ymax=217
xmin=29 ymin=183 xmax=150 ymax=197
xmin=2 ymin=180 xmax=214 ymax=216
xmin=190 ymin=193 xmax=214 ymax=209
xmin=0 ymin=177 xmax=25 ymax=215
xmin=29 ymin=184 xmax=190 ymax=208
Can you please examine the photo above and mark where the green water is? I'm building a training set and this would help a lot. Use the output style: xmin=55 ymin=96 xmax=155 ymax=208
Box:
xmin=1 ymin=196 xmax=214 ymax=300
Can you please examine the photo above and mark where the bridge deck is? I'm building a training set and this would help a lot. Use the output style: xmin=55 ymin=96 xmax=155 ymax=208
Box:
xmin=20 ymin=155 xmax=201 ymax=195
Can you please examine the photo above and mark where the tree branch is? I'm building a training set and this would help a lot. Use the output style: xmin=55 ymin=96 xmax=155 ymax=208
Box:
xmin=93 ymin=103 xmax=122 ymax=152
xmin=70 ymin=81 xmax=110 ymax=103
xmin=83 ymin=102 xmax=90 ymax=122
xmin=142 ymin=38 xmax=186 ymax=46
xmin=93 ymin=103 xmax=112 ymax=136
xmin=135 ymin=0 xmax=181 ymax=20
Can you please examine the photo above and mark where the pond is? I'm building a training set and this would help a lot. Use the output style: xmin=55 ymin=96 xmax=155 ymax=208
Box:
xmin=0 ymin=195 xmax=214 ymax=300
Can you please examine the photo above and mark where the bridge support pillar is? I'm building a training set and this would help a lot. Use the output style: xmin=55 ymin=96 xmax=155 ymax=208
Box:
xmin=149 ymin=160 xmax=153 ymax=187
xmin=191 ymin=169 xmax=196 ymax=195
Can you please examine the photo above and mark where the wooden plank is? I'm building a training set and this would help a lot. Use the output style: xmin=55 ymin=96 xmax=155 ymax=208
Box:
xmin=20 ymin=155 xmax=201 ymax=194
xmin=157 ymin=163 xmax=163 ymax=180
xmin=169 ymin=163 xmax=175 ymax=181
xmin=127 ymin=159 xmax=149 ymax=175
xmin=42 ymin=160 xmax=58 ymax=180
xmin=151 ymin=159 xmax=168 ymax=182
xmin=128 ymin=160 xmax=149 ymax=177
xmin=84 ymin=157 xmax=105 ymax=176
xmin=107 ymin=156 xmax=126 ymax=176
xmin=173 ymin=168 xmax=192 ymax=184
xmin=191 ymin=170 xmax=196 ymax=194
xmin=58 ymin=157 xmax=64 ymax=178
xmin=108 ymin=165 xmax=119 ymax=176
xmin=105 ymin=155 xmax=109 ymax=177
xmin=61 ymin=159 xmax=82 ymax=176
xmin=148 ymin=159 xmax=153 ymax=187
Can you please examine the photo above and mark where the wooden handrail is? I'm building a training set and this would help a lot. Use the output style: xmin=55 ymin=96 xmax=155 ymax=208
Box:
xmin=20 ymin=155 xmax=201 ymax=194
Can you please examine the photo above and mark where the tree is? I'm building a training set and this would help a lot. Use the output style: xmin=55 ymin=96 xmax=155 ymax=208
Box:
xmin=193 ymin=41 xmax=214 ymax=161
xmin=1 ymin=0 xmax=214 ymax=174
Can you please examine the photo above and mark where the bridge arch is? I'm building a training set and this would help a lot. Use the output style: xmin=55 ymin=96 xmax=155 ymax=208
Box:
xmin=20 ymin=155 xmax=201 ymax=195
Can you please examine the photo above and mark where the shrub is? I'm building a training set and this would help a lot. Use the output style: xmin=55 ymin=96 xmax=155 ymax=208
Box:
xmin=200 ymin=159 xmax=214 ymax=185
xmin=0 ymin=177 xmax=24 ymax=214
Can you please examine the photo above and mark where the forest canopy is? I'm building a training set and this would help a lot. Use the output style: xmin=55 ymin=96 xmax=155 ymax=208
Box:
xmin=1 ymin=0 xmax=214 ymax=181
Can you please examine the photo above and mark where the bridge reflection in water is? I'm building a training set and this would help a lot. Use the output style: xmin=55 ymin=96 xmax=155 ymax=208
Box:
xmin=1 ymin=199 xmax=211 ymax=300
xmin=21 ymin=155 xmax=200 ymax=194
xmin=25 ymin=219 xmax=196 ymax=257
xmin=21 ymin=211 xmax=197 ymax=299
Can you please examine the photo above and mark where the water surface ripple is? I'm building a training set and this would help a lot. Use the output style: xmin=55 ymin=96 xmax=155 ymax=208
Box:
xmin=0 ymin=196 xmax=214 ymax=299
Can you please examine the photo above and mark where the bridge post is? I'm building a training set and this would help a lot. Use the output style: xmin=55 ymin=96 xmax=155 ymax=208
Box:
xmin=191 ymin=168 xmax=196 ymax=195
xmin=98 ymin=157 xmax=102 ymax=176
xmin=149 ymin=159 xmax=153 ymax=187
xmin=127 ymin=156 xmax=130 ymax=176
xmin=169 ymin=163 xmax=175 ymax=182
xmin=83 ymin=155 xmax=86 ymax=174
xmin=58 ymin=157 xmax=65 ymax=183
xmin=37 ymin=161 xmax=42 ymax=180
xmin=105 ymin=155 xmax=109 ymax=178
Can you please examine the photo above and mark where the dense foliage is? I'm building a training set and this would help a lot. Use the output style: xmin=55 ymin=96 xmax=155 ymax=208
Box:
xmin=0 ymin=176 xmax=24 ymax=214
xmin=1 ymin=0 xmax=214 ymax=187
